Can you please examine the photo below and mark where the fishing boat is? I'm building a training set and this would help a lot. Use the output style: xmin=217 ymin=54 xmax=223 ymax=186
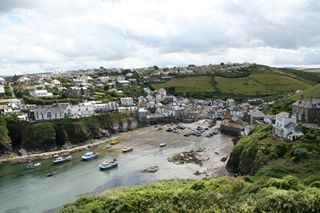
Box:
xmin=81 ymin=152 xmax=99 ymax=161
xmin=111 ymin=139 xmax=120 ymax=145
xmin=99 ymin=159 xmax=118 ymax=170
xmin=52 ymin=155 xmax=72 ymax=165
xmin=122 ymin=147 xmax=133 ymax=153
xmin=26 ymin=161 xmax=41 ymax=169
xmin=160 ymin=143 xmax=167 ymax=147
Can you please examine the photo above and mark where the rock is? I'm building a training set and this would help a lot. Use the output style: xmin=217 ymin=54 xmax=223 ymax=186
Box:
xmin=141 ymin=166 xmax=159 ymax=173
xmin=214 ymin=152 xmax=219 ymax=155
xmin=19 ymin=148 xmax=28 ymax=156
xmin=220 ymin=156 xmax=228 ymax=162
xmin=194 ymin=171 xmax=201 ymax=176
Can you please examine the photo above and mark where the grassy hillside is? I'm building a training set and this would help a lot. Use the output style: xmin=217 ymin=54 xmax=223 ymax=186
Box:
xmin=153 ymin=76 xmax=214 ymax=93
xmin=59 ymin=124 xmax=320 ymax=212
xmin=291 ymin=83 xmax=320 ymax=99
xmin=215 ymin=72 xmax=310 ymax=95
xmin=152 ymin=65 xmax=312 ymax=97
xmin=266 ymin=83 xmax=320 ymax=114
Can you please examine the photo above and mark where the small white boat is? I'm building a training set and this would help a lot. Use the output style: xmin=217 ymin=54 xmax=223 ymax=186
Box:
xmin=160 ymin=143 xmax=167 ymax=147
xmin=81 ymin=152 xmax=99 ymax=161
xmin=53 ymin=155 xmax=72 ymax=165
xmin=26 ymin=161 xmax=41 ymax=169
xmin=99 ymin=159 xmax=118 ymax=170
xmin=122 ymin=147 xmax=133 ymax=153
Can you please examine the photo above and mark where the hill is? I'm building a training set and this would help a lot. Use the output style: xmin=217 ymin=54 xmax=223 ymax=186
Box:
xmin=266 ymin=83 xmax=320 ymax=114
xmin=291 ymin=83 xmax=320 ymax=99
xmin=152 ymin=65 xmax=313 ymax=98
xmin=59 ymin=125 xmax=320 ymax=213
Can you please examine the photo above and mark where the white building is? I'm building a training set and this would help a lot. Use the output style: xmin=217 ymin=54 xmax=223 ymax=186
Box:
xmin=30 ymin=89 xmax=53 ymax=98
xmin=120 ymin=97 xmax=134 ymax=106
xmin=93 ymin=102 xmax=119 ymax=112
xmin=117 ymin=80 xmax=130 ymax=86
xmin=272 ymin=112 xmax=303 ymax=141
xmin=66 ymin=102 xmax=95 ymax=117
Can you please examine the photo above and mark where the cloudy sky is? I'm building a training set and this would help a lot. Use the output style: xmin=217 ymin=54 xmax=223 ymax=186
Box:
xmin=0 ymin=0 xmax=320 ymax=75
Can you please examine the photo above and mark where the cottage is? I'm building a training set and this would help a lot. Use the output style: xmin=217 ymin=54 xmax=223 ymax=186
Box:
xmin=272 ymin=112 xmax=303 ymax=141
xmin=249 ymin=109 xmax=265 ymax=124
xmin=30 ymin=89 xmax=53 ymax=98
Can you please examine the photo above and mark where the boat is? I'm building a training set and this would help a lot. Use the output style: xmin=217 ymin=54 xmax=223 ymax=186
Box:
xmin=99 ymin=159 xmax=118 ymax=170
xmin=160 ymin=143 xmax=167 ymax=147
xmin=53 ymin=155 xmax=72 ymax=165
xmin=122 ymin=147 xmax=133 ymax=153
xmin=46 ymin=173 xmax=54 ymax=177
xmin=26 ymin=161 xmax=41 ymax=169
xmin=111 ymin=139 xmax=120 ymax=145
xmin=105 ymin=144 xmax=112 ymax=149
xmin=81 ymin=152 xmax=99 ymax=161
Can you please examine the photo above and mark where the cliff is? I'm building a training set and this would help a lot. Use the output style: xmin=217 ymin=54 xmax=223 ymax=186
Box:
xmin=1 ymin=112 xmax=138 ymax=153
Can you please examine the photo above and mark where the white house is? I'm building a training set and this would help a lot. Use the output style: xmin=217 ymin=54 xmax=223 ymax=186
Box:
xmin=117 ymin=80 xmax=130 ymax=87
xmin=66 ymin=102 xmax=95 ymax=117
xmin=30 ymin=89 xmax=53 ymax=98
xmin=120 ymin=97 xmax=134 ymax=106
xmin=272 ymin=112 xmax=303 ymax=141
xmin=93 ymin=101 xmax=119 ymax=112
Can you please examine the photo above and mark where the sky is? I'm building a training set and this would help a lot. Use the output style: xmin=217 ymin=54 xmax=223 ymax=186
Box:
xmin=0 ymin=0 xmax=320 ymax=75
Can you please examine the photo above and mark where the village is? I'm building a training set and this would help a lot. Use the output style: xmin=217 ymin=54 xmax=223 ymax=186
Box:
xmin=0 ymin=63 xmax=319 ymax=146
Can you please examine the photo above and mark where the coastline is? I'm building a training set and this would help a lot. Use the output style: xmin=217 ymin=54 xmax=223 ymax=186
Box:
xmin=0 ymin=137 xmax=116 ymax=164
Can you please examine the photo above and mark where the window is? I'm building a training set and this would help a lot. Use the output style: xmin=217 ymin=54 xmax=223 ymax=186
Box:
xmin=47 ymin=111 xmax=52 ymax=119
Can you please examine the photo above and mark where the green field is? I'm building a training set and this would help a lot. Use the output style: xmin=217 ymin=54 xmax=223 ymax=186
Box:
xmin=152 ymin=65 xmax=314 ymax=97
xmin=215 ymin=73 xmax=310 ymax=96
xmin=153 ymin=76 xmax=213 ymax=92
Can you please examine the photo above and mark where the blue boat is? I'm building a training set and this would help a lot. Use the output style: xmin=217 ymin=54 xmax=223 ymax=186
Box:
xmin=99 ymin=159 xmax=118 ymax=170
xmin=81 ymin=152 xmax=99 ymax=161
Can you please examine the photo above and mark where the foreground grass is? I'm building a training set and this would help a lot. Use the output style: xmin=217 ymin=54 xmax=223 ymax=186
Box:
xmin=59 ymin=176 xmax=320 ymax=213
xmin=152 ymin=76 xmax=214 ymax=92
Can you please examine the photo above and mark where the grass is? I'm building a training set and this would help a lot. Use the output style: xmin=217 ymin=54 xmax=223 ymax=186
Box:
xmin=152 ymin=76 xmax=214 ymax=93
xmin=152 ymin=65 xmax=312 ymax=97
xmin=290 ymin=83 xmax=320 ymax=99
xmin=215 ymin=73 xmax=310 ymax=96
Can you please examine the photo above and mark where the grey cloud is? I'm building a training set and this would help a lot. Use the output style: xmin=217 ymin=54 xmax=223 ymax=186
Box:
xmin=0 ymin=0 xmax=33 ymax=13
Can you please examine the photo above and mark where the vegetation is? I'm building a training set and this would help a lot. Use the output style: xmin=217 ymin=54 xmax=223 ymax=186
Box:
xmin=152 ymin=65 xmax=311 ymax=99
xmin=2 ymin=112 xmax=132 ymax=152
xmin=215 ymin=72 xmax=310 ymax=96
xmin=280 ymin=68 xmax=320 ymax=85
xmin=59 ymin=124 xmax=320 ymax=212
xmin=266 ymin=83 xmax=320 ymax=114
xmin=0 ymin=117 xmax=10 ymax=154
xmin=59 ymin=176 xmax=320 ymax=213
